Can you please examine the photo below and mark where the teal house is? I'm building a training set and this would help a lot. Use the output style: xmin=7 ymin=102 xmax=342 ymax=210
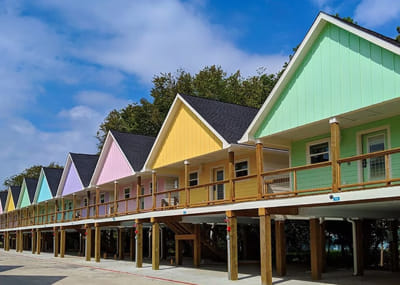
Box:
xmin=16 ymin=178 xmax=38 ymax=209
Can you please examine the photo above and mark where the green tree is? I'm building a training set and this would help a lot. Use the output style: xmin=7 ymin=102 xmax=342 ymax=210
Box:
xmin=3 ymin=162 xmax=62 ymax=188
xmin=396 ymin=27 xmax=400 ymax=43
xmin=96 ymin=65 xmax=280 ymax=151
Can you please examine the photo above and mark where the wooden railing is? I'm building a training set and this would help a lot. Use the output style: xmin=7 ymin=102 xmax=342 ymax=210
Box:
xmin=2 ymin=147 xmax=400 ymax=229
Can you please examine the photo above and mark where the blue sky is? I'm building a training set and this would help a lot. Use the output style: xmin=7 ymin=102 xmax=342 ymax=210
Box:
xmin=1 ymin=0 xmax=399 ymax=185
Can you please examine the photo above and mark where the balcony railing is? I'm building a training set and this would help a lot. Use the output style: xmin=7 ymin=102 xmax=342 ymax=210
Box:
xmin=2 ymin=147 xmax=400 ymax=230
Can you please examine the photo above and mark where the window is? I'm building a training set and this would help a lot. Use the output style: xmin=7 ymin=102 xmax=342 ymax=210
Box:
xmin=150 ymin=183 xmax=153 ymax=194
xmin=140 ymin=187 xmax=145 ymax=209
xmin=100 ymin=194 xmax=105 ymax=204
xmin=308 ymin=141 xmax=330 ymax=164
xmin=124 ymin=188 xmax=130 ymax=199
xmin=235 ymin=161 xmax=248 ymax=177
xmin=189 ymin=172 xmax=198 ymax=186
xmin=68 ymin=201 xmax=72 ymax=210
xmin=83 ymin=198 xmax=88 ymax=207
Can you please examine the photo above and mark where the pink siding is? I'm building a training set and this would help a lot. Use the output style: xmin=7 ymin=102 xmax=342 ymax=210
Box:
xmin=96 ymin=140 xmax=133 ymax=185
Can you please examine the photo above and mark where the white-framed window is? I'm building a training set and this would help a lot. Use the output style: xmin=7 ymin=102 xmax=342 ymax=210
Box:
xmin=100 ymin=193 xmax=105 ymax=204
xmin=124 ymin=188 xmax=130 ymax=199
xmin=189 ymin=172 xmax=199 ymax=186
xmin=307 ymin=139 xmax=330 ymax=164
xmin=235 ymin=161 xmax=249 ymax=177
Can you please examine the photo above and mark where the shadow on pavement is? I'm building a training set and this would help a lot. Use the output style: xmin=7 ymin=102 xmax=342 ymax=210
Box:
xmin=0 ymin=275 xmax=66 ymax=285
xmin=0 ymin=265 xmax=23 ymax=273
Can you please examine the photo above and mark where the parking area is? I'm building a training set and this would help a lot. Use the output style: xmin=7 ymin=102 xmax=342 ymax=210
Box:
xmin=0 ymin=250 xmax=400 ymax=285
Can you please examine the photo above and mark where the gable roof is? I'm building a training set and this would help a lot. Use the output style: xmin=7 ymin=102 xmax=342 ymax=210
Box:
xmin=111 ymin=131 xmax=156 ymax=171
xmin=43 ymin=167 xmax=63 ymax=197
xmin=24 ymin=178 xmax=38 ymax=203
xmin=0 ymin=190 xmax=8 ymax=210
xmin=143 ymin=94 xmax=258 ymax=170
xmin=10 ymin=186 xmax=21 ymax=205
xmin=240 ymin=12 xmax=400 ymax=143
xmin=180 ymin=94 xmax=258 ymax=143
xmin=70 ymin=153 xmax=99 ymax=187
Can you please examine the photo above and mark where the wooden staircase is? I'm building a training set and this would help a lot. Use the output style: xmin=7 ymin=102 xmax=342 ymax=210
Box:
xmin=163 ymin=221 xmax=226 ymax=261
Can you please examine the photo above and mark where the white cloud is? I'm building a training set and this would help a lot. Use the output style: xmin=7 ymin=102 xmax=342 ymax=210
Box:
xmin=354 ymin=0 xmax=400 ymax=27
xmin=75 ymin=91 xmax=131 ymax=111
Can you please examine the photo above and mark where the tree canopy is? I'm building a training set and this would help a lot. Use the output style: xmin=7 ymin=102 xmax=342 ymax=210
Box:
xmin=3 ymin=162 xmax=62 ymax=188
xmin=96 ymin=65 xmax=280 ymax=151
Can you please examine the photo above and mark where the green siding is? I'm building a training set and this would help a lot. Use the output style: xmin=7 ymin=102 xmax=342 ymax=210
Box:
xmin=256 ymin=23 xmax=400 ymax=138
xmin=19 ymin=185 xmax=31 ymax=208
xmin=291 ymin=115 xmax=400 ymax=190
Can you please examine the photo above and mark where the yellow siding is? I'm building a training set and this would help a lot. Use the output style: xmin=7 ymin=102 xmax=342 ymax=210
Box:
xmin=153 ymin=104 xmax=223 ymax=169
xmin=179 ymin=152 xmax=258 ymax=205
xmin=6 ymin=195 xmax=15 ymax=212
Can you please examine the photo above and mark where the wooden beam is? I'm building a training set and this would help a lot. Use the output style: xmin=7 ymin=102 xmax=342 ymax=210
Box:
xmin=275 ymin=220 xmax=286 ymax=277
xmin=184 ymin=161 xmax=189 ymax=207
xmin=256 ymin=143 xmax=264 ymax=198
xmin=175 ymin=239 xmax=182 ymax=266
xmin=175 ymin=234 xmax=196 ymax=241
xmin=36 ymin=229 xmax=41 ymax=255
xmin=15 ymin=231 xmax=19 ymax=252
xmin=135 ymin=222 xmax=143 ymax=268
xmin=152 ymin=171 xmax=157 ymax=210
xmin=114 ymin=181 xmax=118 ymax=216
xmin=228 ymin=151 xmax=235 ymax=202
xmin=320 ymin=221 xmax=326 ymax=273
xmin=85 ymin=225 xmax=92 ymax=261
xmin=45 ymin=202 xmax=48 ymax=224
xmin=130 ymin=228 xmax=134 ymax=261
xmin=193 ymin=224 xmax=201 ymax=267
xmin=354 ymin=220 xmax=364 ymax=276
xmin=136 ymin=176 xmax=141 ymax=212
xmin=152 ymin=222 xmax=160 ymax=270
xmin=61 ymin=198 xmax=65 ymax=222
xmin=72 ymin=194 xmax=77 ymax=221
xmin=95 ymin=187 xmax=100 ymax=218
xmin=227 ymin=211 xmax=238 ymax=281
xmin=259 ymin=208 xmax=272 ymax=285
xmin=310 ymin=218 xmax=322 ymax=280
xmin=95 ymin=225 xmax=101 ymax=262
xmin=118 ymin=228 xmax=124 ymax=260
xmin=86 ymin=191 xmax=90 ymax=219
xmin=330 ymin=119 xmax=340 ymax=192
xmin=60 ymin=228 xmax=66 ymax=258
xmin=54 ymin=228 xmax=59 ymax=257
xmin=31 ymin=230 xmax=36 ymax=254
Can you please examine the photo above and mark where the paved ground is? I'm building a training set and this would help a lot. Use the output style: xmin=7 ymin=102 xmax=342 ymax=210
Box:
xmin=0 ymin=250 xmax=400 ymax=284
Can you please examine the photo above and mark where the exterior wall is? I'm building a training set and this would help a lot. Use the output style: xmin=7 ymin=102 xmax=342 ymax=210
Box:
xmin=62 ymin=162 xmax=84 ymax=196
xmin=256 ymin=23 xmax=400 ymax=138
xmin=37 ymin=178 xmax=53 ymax=203
xmin=6 ymin=194 xmax=15 ymax=212
xmin=97 ymin=140 xmax=133 ymax=185
xmin=152 ymin=103 xmax=223 ymax=169
xmin=19 ymin=186 xmax=31 ymax=208
xmin=291 ymin=115 xmax=400 ymax=190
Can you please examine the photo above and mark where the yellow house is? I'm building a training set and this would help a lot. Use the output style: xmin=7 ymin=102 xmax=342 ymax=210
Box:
xmin=143 ymin=94 xmax=288 ymax=208
xmin=5 ymin=186 xmax=21 ymax=213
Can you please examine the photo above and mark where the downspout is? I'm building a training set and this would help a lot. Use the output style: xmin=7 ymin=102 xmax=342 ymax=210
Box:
xmin=347 ymin=218 xmax=357 ymax=276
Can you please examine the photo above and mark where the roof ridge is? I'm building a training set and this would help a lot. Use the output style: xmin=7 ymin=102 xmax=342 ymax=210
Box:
xmin=179 ymin=94 xmax=259 ymax=110
xmin=110 ymin=130 xmax=156 ymax=139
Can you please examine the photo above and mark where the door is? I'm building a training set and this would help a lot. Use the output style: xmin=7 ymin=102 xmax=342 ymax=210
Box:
xmin=362 ymin=130 xmax=386 ymax=182
xmin=212 ymin=168 xmax=225 ymax=200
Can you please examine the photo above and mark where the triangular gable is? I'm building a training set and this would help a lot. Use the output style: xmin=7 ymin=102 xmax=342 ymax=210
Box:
xmin=144 ymin=95 xmax=226 ymax=170
xmin=91 ymin=132 xmax=135 ymax=186
xmin=5 ymin=186 xmax=19 ymax=212
xmin=33 ymin=169 xmax=53 ymax=203
xmin=57 ymin=154 xmax=84 ymax=197
xmin=0 ymin=190 xmax=7 ymax=214
xmin=241 ymin=12 xmax=400 ymax=142
xmin=16 ymin=179 xmax=30 ymax=208
xmin=5 ymin=192 xmax=15 ymax=212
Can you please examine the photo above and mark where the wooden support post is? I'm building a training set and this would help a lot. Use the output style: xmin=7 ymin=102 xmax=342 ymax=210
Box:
xmin=259 ymin=208 xmax=272 ymax=285
xmin=36 ymin=229 xmax=41 ymax=255
xmin=320 ymin=221 xmax=327 ymax=273
xmin=95 ymin=224 xmax=101 ymax=262
xmin=151 ymin=218 xmax=160 ymax=270
xmin=310 ymin=218 xmax=322 ymax=280
xmin=136 ymin=176 xmax=141 ymax=212
xmin=184 ymin=161 xmax=189 ymax=207
xmin=256 ymin=142 xmax=264 ymax=198
xmin=86 ymin=191 xmax=90 ymax=219
xmin=228 ymin=151 xmax=235 ymax=202
xmin=54 ymin=200 xmax=58 ymax=223
xmin=16 ymin=231 xmax=19 ymax=252
xmin=95 ymin=188 xmax=100 ymax=218
xmin=135 ymin=220 xmax=143 ymax=268
xmin=352 ymin=220 xmax=364 ymax=276
xmin=118 ymin=228 xmax=124 ymax=260
xmin=114 ymin=181 xmax=118 ymax=216
xmin=61 ymin=198 xmax=65 ymax=222
xmin=152 ymin=171 xmax=157 ymax=210
xmin=330 ymin=118 xmax=340 ymax=192
xmin=54 ymin=227 xmax=59 ymax=257
xmin=85 ymin=225 xmax=92 ymax=261
xmin=226 ymin=210 xmax=238 ymax=281
xmin=31 ymin=230 xmax=36 ymax=254
xmin=391 ymin=220 xmax=399 ymax=272
xmin=175 ymin=239 xmax=182 ymax=266
xmin=60 ymin=227 xmax=66 ymax=258
xmin=193 ymin=224 xmax=201 ymax=267
xmin=130 ymin=228 xmax=134 ymax=261
xmin=45 ymin=202 xmax=48 ymax=224
xmin=4 ymin=232 xmax=8 ymax=251
xmin=275 ymin=220 xmax=286 ymax=276
xmin=72 ymin=194 xmax=77 ymax=220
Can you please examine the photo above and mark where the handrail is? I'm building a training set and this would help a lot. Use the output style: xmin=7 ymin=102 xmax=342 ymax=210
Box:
xmin=261 ymin=161 xmax=332 ymax=176
xmin=338 ymin=146 xmax=400 ymax=163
